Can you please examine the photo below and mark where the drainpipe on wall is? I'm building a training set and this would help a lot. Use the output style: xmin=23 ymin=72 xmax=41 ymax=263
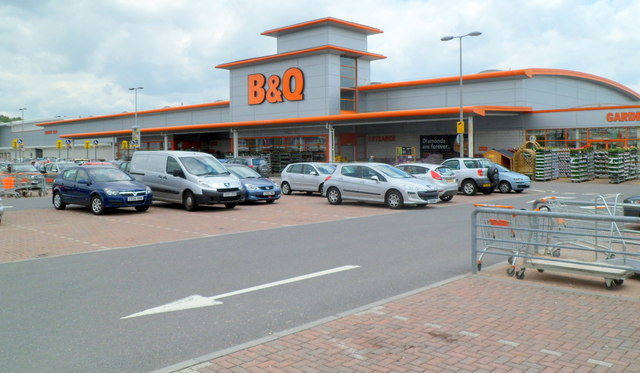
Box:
xmin=468 ymin=116 xmax=474 ymax=157
xmin=326 ymin=123 xmax=335 ymax=162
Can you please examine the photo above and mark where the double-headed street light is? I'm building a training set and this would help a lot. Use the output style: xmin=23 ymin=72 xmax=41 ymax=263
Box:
xmin=441 ymin=31 xmax=482 ymax=157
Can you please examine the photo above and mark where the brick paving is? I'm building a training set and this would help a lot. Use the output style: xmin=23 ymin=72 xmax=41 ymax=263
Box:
xmin=182 ymin=275 xmax=640 ymax=373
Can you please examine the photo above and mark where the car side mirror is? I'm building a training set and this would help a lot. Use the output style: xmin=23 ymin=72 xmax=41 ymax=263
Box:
xmin=370 ymin=175 xmax=380 ymax=182
xmin=310 ymin=171 xmax=318 ymax=176
xmin=172 ymin=169 xmax=185 ymax=178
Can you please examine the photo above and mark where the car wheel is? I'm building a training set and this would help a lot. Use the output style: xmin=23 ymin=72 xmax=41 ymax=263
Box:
xmin=440 ymin=195 xmax=453 ymax=202
xmin=90 ymin=195 xmax=105 ymax=215
xmin=53 ymin=191 xmax=66 ymax=210
xmin=499 ymin=181 xmax=512 ymax=193
xmin=326 ymin=187 xmax=342 ymax=205
xmin=183 ymin=191 xmax=198 ymax=211
xmin=224 ymin=203 xmax=236 ymax=209
xmin=461 ymin=180 xmax=478 ymax=196
xmin=281 ymin=182 xmax=292 ymax=195
xmin=385 ymin=189 xmax=404 ymax=209
xmin=135 ymin=205 xmax=149 ymax=212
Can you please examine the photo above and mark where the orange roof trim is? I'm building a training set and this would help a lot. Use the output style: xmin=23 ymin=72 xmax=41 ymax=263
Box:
xmin=261 ymin=17 xmax=383 ymax=36
xmin=60 ymin=105 xmax=531 ymax=139
xmin=38 ymin=101 xmax=230 ymax=127
xmin=216 ymin=45 xmax=386 ymax=69
xmin=359 ymin=68 xmax=640 ymax=100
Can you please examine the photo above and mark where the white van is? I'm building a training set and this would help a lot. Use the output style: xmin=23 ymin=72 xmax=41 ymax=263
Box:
xmin=130 ymin=151 xmax=244 ymax=211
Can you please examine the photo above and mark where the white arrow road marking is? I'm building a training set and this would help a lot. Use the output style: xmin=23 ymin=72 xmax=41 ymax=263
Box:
xmin=121 ymin=265 xmax=360 ymax=319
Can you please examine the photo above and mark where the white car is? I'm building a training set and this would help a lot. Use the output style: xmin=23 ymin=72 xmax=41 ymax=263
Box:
xmin=322 ymin=162 xmax=439 ymax=209
xmin=280 ymin=162 xmax=336 ymax=195
xmin=395 ymin=163 xmax=458 ymax=202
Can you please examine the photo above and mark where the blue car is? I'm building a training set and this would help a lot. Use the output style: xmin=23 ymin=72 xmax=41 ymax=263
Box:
xmin=494 ymin=164 xmax=531 ymax=193
xmin=225 ymin=163 xmax=281 ymax=203
xmin=52 ymin=166 xmax=152 ymax=215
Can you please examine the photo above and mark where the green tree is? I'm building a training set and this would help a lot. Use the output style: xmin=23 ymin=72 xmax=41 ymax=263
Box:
xmin=0 ymin=114 xmax=21 ymax=123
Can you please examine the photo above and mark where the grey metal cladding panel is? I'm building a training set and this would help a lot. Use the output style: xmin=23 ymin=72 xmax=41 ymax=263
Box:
xmin=276 ymin=25 xmax=368 ymax=53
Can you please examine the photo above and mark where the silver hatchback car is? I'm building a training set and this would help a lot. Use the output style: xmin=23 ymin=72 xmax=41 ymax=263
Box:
xmin=322 ymin=162 xmax=439 ymax=209
xmin=280 ymin=162 xmax=336 ymax=195
xmin=395 ymin=163 xmax=458 ymax=202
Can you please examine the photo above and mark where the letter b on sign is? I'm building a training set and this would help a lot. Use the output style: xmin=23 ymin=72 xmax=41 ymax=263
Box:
xmin=248 ymin=67 xmax=304 ymax=105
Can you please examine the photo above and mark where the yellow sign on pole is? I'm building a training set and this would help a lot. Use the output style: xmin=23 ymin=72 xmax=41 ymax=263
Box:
xmin=56 ymin=140 xmax=63 ymax=149
xmin=12 ymin=138 xmax=18 ymax=149
xmin=84 ymin=140 xmax=91 ymax=149
xmin=457 ymin=121 xmax=465 ymax=134
xmin=121 ymin=140 xmax=129 ymax=149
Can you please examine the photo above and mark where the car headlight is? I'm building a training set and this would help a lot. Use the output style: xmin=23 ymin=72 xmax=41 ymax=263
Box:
xmin=145 ymin=186 xmax=152 ymax=194
xmin=104 ymin=188 xmax=119 ymax=196
xmin=244 ymin=183 xmax=259 ymax=191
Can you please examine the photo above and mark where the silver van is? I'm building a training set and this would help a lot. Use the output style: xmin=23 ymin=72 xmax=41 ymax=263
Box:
xmin=130 ymin=151 xmax=244 ymax=211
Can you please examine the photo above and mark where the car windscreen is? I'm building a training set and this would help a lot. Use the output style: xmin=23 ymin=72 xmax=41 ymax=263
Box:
xmin=316 ymin=164 xmax=336 ymax=174
xmin=376 ymin=164 xmax=412 ymax=179
xmin=180 ymin=156 xmax=229 ymax=176
xmin=89 ymin=168 xmax=133 ymax=182
xmin=228 ymin=166 xmax=261 ymax=178
xmin=56 ymin=163 xmax=76 ymax=171
xmin=12 ymin=164 xmax=39 ymax=172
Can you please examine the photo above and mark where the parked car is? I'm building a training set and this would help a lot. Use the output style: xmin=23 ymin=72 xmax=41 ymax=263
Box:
xmin=493 ymin=164 xmax=531 ymax=193
xmin=395 ymin=163 xmax=458 ymax=202
xmin=623 ymin=195 xmax=640 ymax=217
xmin=130 ymin=151 xmax=244 ymax=211
xmin=322 ymin=162 xmax=439 ymax=209
xmin=441 ymin=157 xmax=499 ymax=196
xmin=280 ymin=162 xmax=336 ymax=195
xmin=52 ymin=166 xmax=152 ymax=215
xmin=225 ymin=163 xmax=281 ymax=203
xmin=118 ymin=161 xmax=131 ymax=174
xmin=225 ymin=157 xmax=271 ymax=177
xmin=42 ymin=161 xmax=77 ymax=186
xmin=6 ymin=163 xmax=46 ymax=196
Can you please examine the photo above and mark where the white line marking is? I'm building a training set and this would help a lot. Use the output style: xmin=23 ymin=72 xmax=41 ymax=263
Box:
xmin=121 ymin=265 xmax=360 ymax=319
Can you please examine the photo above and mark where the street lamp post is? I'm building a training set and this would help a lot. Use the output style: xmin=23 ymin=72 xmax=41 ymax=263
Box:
xmin=441 ymin=31 xmax=481 ymax=157
xmin=129 ymin=87 xmax=143 ymax=152
xmin=18 ymin=108 xmax=27 ymax=161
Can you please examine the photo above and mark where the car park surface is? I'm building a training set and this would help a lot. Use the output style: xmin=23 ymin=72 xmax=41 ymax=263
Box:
xmin=52 ymin=166 xmax=152 ymax=215
xmin=225 ymin=163 xmax=281 ymax=203
xmin=396 ymin=162 xmax=458 ymax=202
xmin=280 ymin=162 xmax=336 ymax=195
xmin=323 ymin=162 xmax=439 ymax=209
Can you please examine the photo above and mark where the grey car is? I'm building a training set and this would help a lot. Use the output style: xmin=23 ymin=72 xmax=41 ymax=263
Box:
xmin=322 ymin=162 xmax=439 ymax=209
xmin=225 ymin=157 xmax=271 ymax=177
xmin=280 ymin=162 xmax=336 ymax=195
xmin=441 ymin=157 xmax=498 ymax=196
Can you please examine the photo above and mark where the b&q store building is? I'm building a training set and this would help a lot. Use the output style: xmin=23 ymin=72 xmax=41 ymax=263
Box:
xmin=3 ymin=17 xmax=640 ymax=172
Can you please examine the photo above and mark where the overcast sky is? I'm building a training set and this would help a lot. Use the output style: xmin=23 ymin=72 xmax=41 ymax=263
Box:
xmin=2 ymin=0 xmax=639 ymax=122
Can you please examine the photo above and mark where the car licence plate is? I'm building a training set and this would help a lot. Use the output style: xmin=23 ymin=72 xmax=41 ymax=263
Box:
xmin=127 ymin=196 xmax=144 ymax=202
xmin=482 ymin=183 xmax=492 ymax=188
xmin=223 ymin=191 xmax=237 ymax=197
xmin=263 ymin=191 xmax=275 ymax=196
xmin=446 ymin=178 xmax=456 ymax=183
